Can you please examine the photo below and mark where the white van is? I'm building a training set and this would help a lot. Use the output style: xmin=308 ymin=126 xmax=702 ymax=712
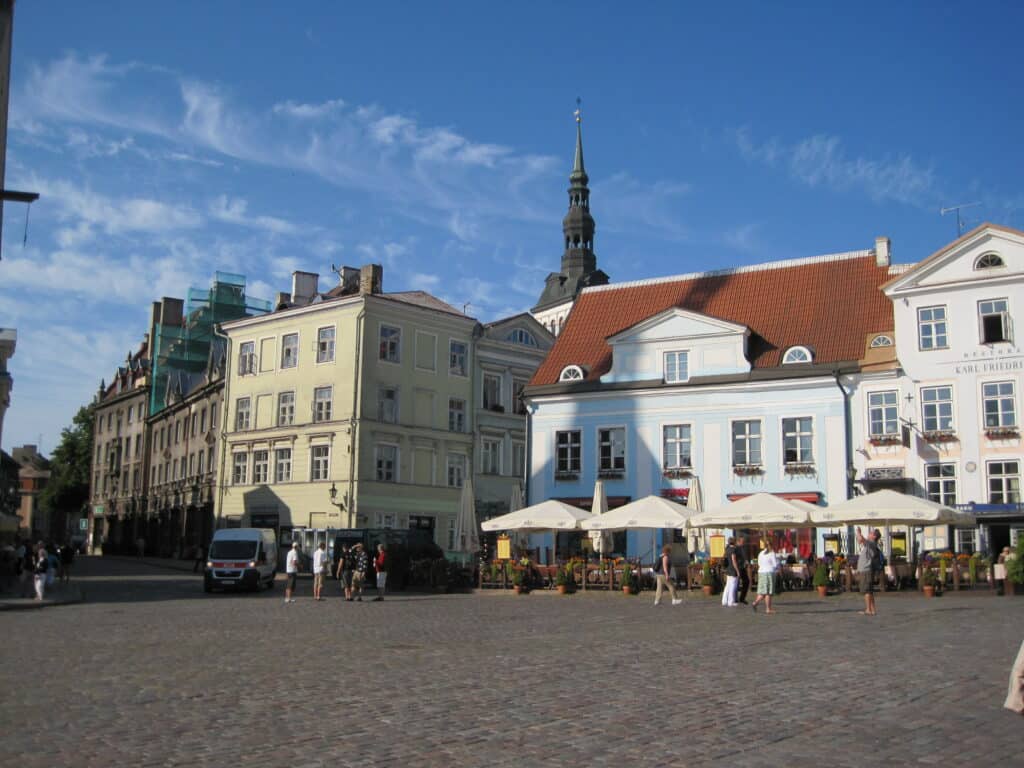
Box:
xmin=204 ymin=528 xmax=278 ymax=592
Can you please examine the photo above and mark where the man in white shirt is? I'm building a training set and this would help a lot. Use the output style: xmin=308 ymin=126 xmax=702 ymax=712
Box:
xmin=312 ymin=541 xmax=328 ymax=601
xmin=285 ymin=542 xmax=301 ymax=603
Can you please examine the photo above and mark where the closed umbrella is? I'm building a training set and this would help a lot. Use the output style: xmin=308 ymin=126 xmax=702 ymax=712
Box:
xmin=453 ymin=476 xmax=480 ymax=565
xmin=508 ymin=481 xmax=527 ymax=552
xmin=589 ymin=479 xmax=611 ymax=557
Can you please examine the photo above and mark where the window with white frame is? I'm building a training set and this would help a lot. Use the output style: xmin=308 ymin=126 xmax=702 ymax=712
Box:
xmin=975 ymin=252 xmax=1005 ymax=269
xmin=732 ymin=420 xmax=762 ymax=466
xmin=921 ymin=386 xmax=954 ymax=433
xmin=598 ymin=427 xmax=626 ymax=473
xmin=925 ymin=463 xmax=956 ymax=505
xmin=483 ymin=373 xmax=502 ymax=410
xmin=782 ymin=417 xmax=813 ymax=464
xmin=956 ymin=528 xmax=977 ymax=554
xmin=238 ymin=341 xmax=256 ymax=375
xmin=481 ymin=438 xmax=502 ymax=475
xmin=782 ymin=346 xmax=812 ymax=364
xmin=555 ymin=430 xmax=581 ymax=474
xmin=447 ymin=453 xmax=466 ymax=488
xmin=378 ymin=386 xmax=398 ymax=423
xmin=191 ymin=412 xmax=198 ymax=437
xmin=199 ymin=408 xmax=206 ymax=434
xmin=513 ymin=378 xmax=528 ymax=415
xmin=664 ymin=351 xmax=689 ymax=383
xmin=449 ymin=340 xmax=468 ymax=376
xmin=172 ymin=458 xmax=178 ymax=480
xmin=175 ymin=420 xmax=181 ymax=443
xmin=917 ymin=306 xmax=948 ymax=350
xmin=983 ymin=381 xmax=1017 ymax=428
xmin=868 ymin=391 xmax=899 ymax=437
xmin=376 ymin=444 xmax=398 ymax=482
xmin=232 ymin=452 xmax=248 ymax=485
xmin=252 ymin=450 xmax=269 ymax=484
xmin=559 ymin=365 xmax=584 ymax=382
xmin=274 ymin=448 xmax=292 ymax=483
xmin=921 ymin=525 xmax=948 ymax=552
xmin=210 ymin=402 xmax=218 ymax=430
xmin=506 ymin=329 xmax=537 ymax=347
xmin=317 ymin=326 xmax=335 ymax=363
xmin=313 ymin=386 xmax=333 ymax=423
xmin=280 ymin=333 xmax=299 ymax=369
xmin=278 ymin=391 xmax=295 ymax=427
xmin=512 ymin=442 xmax=526 ymax=479
xmin=235 ymin=397 xmax=251 ymax=431
xmin=988 ymin=460 xmax=1021 ymax=504
xmin=311 ymin=445 xmax=330 ymax=481
xmin=379 ymin=325 xmax=401 ymax=363
xmin=197 ymin=449 xmax=204 ymax=476
xmin=869 ymin=335 xmax=893 ymax=348
xmin=206 ymin=446 xmax=214 ymax=474
xmin=448 ymin=398 xmax=465 ymax=432
xmin=662 ymin=424 xmax=692 ymax=469
xmin=126 ymin=406 xmax=133 ymax=424
xmin=188 ymin=453 xmax=195 ymax=477
xmin=979 ymin=298 xmax=1011 ymax=344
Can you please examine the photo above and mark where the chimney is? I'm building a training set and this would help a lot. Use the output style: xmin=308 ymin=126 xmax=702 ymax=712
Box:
xmin=340 ymin=266 xmax=360 ymax=293
xmin=275 ymin=291 xmax=291 ymax=310
xmin=874 ymin=236 xmax=891 ymax=267
xmin=359 ymin=264 xmax=383 ymax=295
xmin=291 ymin=270 xmax=319 ymax=305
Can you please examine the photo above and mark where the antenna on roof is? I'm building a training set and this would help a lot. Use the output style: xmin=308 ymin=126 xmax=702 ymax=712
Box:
xmin=940 ymin=202 xmax=981 ymax=237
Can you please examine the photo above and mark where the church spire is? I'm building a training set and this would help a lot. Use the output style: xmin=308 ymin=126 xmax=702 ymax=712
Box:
xmin=571 ymin=99 xmax=587 ymax=181
xmin=561 ymin=99 xmax=595 ymax=278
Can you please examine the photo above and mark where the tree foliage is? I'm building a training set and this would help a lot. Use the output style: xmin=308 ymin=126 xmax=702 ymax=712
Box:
xmin=38 ymin=403 xmax=95 ymax=533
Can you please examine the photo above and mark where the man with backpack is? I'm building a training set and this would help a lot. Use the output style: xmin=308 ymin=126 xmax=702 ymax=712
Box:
xmin=856 ymin=526 xmax=881 ymax=616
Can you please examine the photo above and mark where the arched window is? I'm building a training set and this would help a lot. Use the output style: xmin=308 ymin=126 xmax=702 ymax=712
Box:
xmin=975 ymin=252 xmax=1005 ymax=270
xmin=782 ymin=346 xmax=813 ymax=364
xmin=869 ymin=335 xmax=894 ymax=348
xmin=559 ymin=365 xmax=584 ymax=382
xmin=505 ymin=329 xmax=537 ymax=347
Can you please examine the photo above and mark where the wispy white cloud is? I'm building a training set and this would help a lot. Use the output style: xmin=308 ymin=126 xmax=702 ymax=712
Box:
xmin=594 ymin=171 xmax=691 ymax=241
xmin=734 ymin=127 xmax=937 ymax=207
xmin=272 ymin=98 xmax=345 ymax=119
xmin=208 ymin=195 xmax=296 ymax=234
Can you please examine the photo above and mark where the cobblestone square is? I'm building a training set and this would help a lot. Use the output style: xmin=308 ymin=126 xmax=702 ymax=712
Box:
xmin=1 ymin=557 xmax=1021 ymax=768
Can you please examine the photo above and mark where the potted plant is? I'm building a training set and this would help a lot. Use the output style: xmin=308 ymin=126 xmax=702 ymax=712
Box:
xmin=920 ymin=567 xmax=938 ymax=597
xmin=511 ymin=568 xmax=528 ymax=594
xmin=555 ymin=566 xmax=574 ymax=595
xmin=1006 ymin=537 xmax=1024 ymax=596
xmin=813 ymin=562 xmax=829 ymax=597
xmin=621 ymin=564 xmax=637 ymax=595
xmin=701 ymin=562 xmax=716 ymax=596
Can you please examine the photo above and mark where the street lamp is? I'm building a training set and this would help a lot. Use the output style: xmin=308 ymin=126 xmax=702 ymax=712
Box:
xmin=328 ymin=482 xmax=348 ymax=512
xmin=846 ymin=465 xmax=860 ymax=497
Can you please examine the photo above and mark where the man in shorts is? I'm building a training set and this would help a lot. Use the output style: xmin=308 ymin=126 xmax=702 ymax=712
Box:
xmin=856 ymin=526 xmax=881 ymax=616
xmin=285 ymin=541 xmax=300 ymax=604
xmin=312 ymin=541 xmax=328 ymax=601
xmin=336 ymin=544 xmax=355 ymax=601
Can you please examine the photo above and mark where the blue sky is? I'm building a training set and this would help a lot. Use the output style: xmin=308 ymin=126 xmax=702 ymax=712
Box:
xmin=2 ymin=1 xmax=1022 ymax=453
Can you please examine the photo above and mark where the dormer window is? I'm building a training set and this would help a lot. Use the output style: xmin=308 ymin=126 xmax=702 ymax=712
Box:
xmin=663 ymin=351 xmax=689 ymax=383
xmin=869 ymin=335 xmax=893 ymax=348
xmin=975 ymin=252 xmax=1005 ymax=270
xmin=505 ymin=329 xmax=538 ymax=347
xmin=559 ymin=365 xmax=584 ymax=382
xmin=783 ymin=346 xmax=813 ymax=364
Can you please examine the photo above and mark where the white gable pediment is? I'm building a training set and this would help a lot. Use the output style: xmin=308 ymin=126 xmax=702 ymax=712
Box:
xmin=601 ymin=308 xmax=751 ymax=384
xmin=884 ymin=225 xmax=1024 ymax=296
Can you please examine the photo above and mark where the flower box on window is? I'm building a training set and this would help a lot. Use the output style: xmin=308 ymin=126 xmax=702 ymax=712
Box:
xmin=662 ymin=468 xmax=693 ymax=479
xmin=554 ymin=471 xmax=579 ymax=482
xmin=732 ymin=464 xmax=764 ymax=476
xmin=985 ymin=427 xmax=1020 ymax=439
xmin=923 ymin=430 xmax=958 ymax=444
xmin=598 ymin=469 xmax=624 ymax=480
xmin=784 ymin=462 xmax=817 ymax=475
xmin=868 ymin=434 xmax=902 ymax=446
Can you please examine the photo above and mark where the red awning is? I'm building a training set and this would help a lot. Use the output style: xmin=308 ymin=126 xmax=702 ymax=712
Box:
xmin=726 ymin=491 xmax=821 ymax=503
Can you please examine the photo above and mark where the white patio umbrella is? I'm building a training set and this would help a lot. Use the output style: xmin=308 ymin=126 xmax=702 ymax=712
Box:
xmin=481 ymin=499 xmax=592 ymax=564
xmin=686 ymin=477 xmax=705 ymax=553
xmin=453 ymin=476 xmax=480 ymax=565
xmin=588 ymin=479 xmax=612 ymax=556
xmin=690 ymin=492 xmax=813 ymax=529
xmin=583 ymin=494 xmax=693 ymax=531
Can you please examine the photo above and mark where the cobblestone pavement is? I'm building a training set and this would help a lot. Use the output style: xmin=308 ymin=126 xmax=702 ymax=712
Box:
xmin=2 ymin=557 xmax=1022 ymax=768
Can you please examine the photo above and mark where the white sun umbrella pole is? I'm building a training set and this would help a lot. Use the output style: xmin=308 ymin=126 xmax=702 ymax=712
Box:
xmin=589 ymin=479 xmax=610 ymax=561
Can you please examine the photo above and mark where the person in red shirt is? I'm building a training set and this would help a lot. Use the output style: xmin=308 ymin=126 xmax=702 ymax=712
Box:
xmin=373 ymin=543 xmax=388 ymax=601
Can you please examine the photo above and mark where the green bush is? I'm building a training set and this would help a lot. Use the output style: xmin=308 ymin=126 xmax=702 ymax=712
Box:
xmin=920 ymin=567 xmax=937 ymax=587
xmin=701 ymin=562 xmax=715 ymax=587
xmin=621 ymin=564 xmax=637 ymax=590
xmin=1007 ymin=538 xmax=1024 ymax=585
xmin=812 ymin=563 xmax=829 ymax=587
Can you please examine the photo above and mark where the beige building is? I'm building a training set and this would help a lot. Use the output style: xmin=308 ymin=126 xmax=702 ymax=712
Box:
xmin=217 ymin=265 xmax=550 ymax=552
xmin=0 ymin=327 xmax=14 ymax=448
xmin=89 ymin=341 xmax=150 ymax=552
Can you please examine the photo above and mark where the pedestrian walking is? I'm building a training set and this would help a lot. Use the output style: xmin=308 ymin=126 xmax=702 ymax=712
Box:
xmin=735 ymin=535 xmax=750 ymax=604
xmin=336 ymin=544 xmax=355 ymax=601
xmin=33 ymin=542 xmax=48 ymax=601
xmin=59 ymin=542 xmax=75 ymax=583
xmin=751 ymin=539 xmax=780 ymax=614
xmin=653 ymin=544 xmax=683 ymax=606
xmin=721 ymin=536 xmax=740 ymax=607
xmin=193 ymin=543 xmax=206 ymax=574
xmin=284 ymin=541 xmax=300 ymax=603
xmin=351 ymin=543 xmax=368 ymax=601
xmin=312 ymin=541 xmax=329 ymax=601
xmin=855 ymin=526 xmax=881 ymax=616
xmin=1006 ymin=638 xmax=1024 ymax=715
xmin=373 ymin=543 xmax=388 ymax=601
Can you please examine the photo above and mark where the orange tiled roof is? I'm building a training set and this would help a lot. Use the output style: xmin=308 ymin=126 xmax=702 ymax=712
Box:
xmin=531 ymin=252 xmax=894 ymax=386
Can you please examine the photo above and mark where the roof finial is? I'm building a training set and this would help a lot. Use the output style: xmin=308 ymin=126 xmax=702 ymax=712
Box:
xmin=572 ymin=97 xmax=586 ymax=178
xmin=574 ymin=96 xmax=582 ymax=124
